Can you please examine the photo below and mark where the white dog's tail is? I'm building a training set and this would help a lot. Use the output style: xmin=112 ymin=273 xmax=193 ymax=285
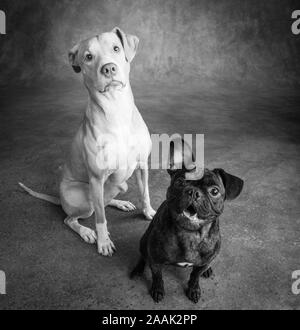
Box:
xmin=18 ymin=182 xmax=61 ymax=205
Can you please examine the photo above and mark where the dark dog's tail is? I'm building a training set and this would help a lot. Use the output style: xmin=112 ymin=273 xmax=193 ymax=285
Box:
xmin=130 ymin=257 xmax=146 ymax=279
xmin=18 ymin=182 xmax=61 ymax=205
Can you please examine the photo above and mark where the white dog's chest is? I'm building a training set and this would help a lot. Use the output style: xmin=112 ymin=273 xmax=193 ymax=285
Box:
xmin=90 ymin=122 xmax=149 ymax=180
xmin=81 ymin=101 xmax=151 ymax=184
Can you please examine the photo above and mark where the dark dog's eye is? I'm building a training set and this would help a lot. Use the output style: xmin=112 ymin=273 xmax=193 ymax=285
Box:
xmin=208 ymin=187 xmax=220 ymax=197
xmin=85 ymin=54 xmax=93 ymax=61
xmin=113 ymin=46 xmax=120 ymax=53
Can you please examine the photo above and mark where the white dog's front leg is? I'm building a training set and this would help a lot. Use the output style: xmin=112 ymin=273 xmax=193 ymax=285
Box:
xmin=90 ymin=176 xmax=115 ymax=256
xmin=135 ymin=167 xmax=156 ymax=220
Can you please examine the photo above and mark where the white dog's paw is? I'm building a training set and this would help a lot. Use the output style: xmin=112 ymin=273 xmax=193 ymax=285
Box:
xmin=97 ymin=237 xmax=116 ymax=256
xmin=143 ymin=206 xmax=156 ymax=220
xmin=79 ymin=227 xmax=97 ymax=244
xmin=112 ymin=199 xmax=136 ymax=212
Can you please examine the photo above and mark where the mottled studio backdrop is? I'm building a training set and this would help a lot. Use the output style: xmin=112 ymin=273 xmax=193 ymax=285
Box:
xmin=1 ymin=0 xmax=300 ymax=310
xmin=0 ymin=0 xmax=299 ymax=87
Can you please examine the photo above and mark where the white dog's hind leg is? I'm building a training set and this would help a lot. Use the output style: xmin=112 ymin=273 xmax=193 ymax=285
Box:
xmin=60 ymin=180 xmax=96 ymax=244
xmin=64 ymin=216 xmax=97 ymax=244
xmin=105 ymin=181 xmax=136 ymax=211
xmin=108 ymin=199 xmax=136 ymax=211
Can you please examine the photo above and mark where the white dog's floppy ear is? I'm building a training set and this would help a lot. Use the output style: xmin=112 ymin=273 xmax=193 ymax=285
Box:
xmin=68 ymin=43 xmax=81 ymax=73
xmin=112 ymin=27 xmax=139 ymax=62
xmin=213 ymin=169 xmax=244 ymax=200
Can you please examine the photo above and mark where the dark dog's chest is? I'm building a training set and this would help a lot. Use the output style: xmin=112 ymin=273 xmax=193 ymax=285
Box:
xmin=172 ymin=223 xmax=221 ymax=267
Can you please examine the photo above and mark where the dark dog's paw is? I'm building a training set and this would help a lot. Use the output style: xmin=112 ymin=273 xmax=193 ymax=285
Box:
xmin=186 ymin=286 xmax=201 ymax=303
xmin=201 ymin=267 xmax=213 ymax=278
xmin=150 ymin=284 xmax=165 ymax=303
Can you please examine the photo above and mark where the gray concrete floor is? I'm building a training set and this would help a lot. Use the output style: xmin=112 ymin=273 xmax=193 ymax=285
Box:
xmin=0 ymin=81 xmax=299 ymax=309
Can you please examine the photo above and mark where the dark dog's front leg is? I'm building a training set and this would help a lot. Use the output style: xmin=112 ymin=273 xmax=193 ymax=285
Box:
xmin=130 ymin=257 xmax=146 ymax=278
xmin=149 ymin=263 xmax=165 ymax=303
xmin=186 ymin=266 xmax=207 ymax=303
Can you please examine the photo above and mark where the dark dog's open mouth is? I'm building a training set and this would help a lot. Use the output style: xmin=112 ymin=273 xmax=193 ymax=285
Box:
xmin=186 ymin=204 xmax=197 ymax=216
xmin=182 ymin=203 xmax=199 ymax=220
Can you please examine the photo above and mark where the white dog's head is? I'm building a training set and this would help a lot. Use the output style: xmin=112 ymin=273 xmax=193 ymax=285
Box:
xmin=68 ymin=27 xmax=139 ymax=94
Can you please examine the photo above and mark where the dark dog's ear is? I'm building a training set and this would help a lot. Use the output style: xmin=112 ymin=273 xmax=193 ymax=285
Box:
xmin=167 ymin=138 xmax=182 ymax=177
xmin=167 ymin=137 xmax=200 ymax=178
xmin=213 ymin=169 xmax=244 ymax=200
xmin=112 ymin=27 xmax=139 ymax=62
xmin=68 ymin=43 xmax=81 ymax=73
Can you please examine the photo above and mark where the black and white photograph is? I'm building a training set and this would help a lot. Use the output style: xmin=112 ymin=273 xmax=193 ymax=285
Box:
xmin=0 ymin=0 xmax=299 ymax=314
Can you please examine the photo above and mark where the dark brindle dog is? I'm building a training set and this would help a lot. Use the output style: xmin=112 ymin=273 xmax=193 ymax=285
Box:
xmin=131 ymin=141 xmax=243 ymax=303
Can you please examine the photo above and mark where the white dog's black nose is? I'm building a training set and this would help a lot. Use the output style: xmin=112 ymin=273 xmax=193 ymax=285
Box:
xmin=101 ymin=63 xmax=117 ymax=78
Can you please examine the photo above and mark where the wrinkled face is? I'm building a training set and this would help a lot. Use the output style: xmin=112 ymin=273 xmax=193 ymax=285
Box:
xmin=167 ymin=168 xmax=243 ymax=230
xmin=167 ymin=169 xmax=225 ymax=228
xmin=69 ymin=28 xmax=138 ymax=94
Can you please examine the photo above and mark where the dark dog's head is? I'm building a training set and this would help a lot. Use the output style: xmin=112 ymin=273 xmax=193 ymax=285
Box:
xmin=166 ymin=140 xmax=244 ymax=230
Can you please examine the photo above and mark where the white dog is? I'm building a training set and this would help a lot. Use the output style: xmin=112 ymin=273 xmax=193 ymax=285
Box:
xmin=19 ymin=27 xmax=156 ymax=256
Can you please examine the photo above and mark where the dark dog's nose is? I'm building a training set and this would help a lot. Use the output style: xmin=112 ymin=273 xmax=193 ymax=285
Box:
xmin=186 ymin=187 xmax=202 ymax=200
xmin=194 ymin=190 xmax=201 ymax=199
xmin=186 ymin=188 xmax=194 ymax=197
xmin=101 ymin=63 xmax=117 ymax=78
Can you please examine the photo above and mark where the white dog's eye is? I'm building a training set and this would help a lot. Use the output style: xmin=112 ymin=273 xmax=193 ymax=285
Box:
xmin=85 ymin=54 xmax=93 ymax=61
xmin=208 ymin=187 xmax=220 ymax=197
xmin=113 ymin=46 xmax=120 ymax=53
